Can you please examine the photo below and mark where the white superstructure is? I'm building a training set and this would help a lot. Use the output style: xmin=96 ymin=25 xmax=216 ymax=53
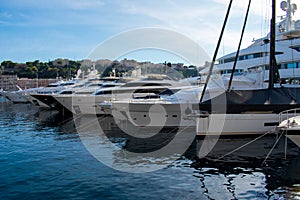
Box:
xmin=200 ymin=0 xmax=300 ymax=85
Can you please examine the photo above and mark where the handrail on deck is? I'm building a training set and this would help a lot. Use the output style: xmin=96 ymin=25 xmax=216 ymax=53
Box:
xmin=279 ymin=108 xmax=300 ymax=123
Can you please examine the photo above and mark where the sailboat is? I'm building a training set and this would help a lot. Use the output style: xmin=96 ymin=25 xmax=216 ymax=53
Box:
xmin=196 ymin=0 xmax=300 ymax=136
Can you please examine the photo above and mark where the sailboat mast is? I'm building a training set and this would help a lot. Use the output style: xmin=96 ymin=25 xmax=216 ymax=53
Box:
xmin=269 ymin=0 xmax=276 ymax=89
xmin=199 ymin=0 xmax=233 ymax=102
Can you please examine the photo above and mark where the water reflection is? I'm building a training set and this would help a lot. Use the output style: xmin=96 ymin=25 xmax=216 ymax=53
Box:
xmin=66 ymin=113 xmax=300 ymax=198
xmin=192 ymin=137 xmax=300 ymax=199
xmin=72 ymin=114 xmax=195 ymax=173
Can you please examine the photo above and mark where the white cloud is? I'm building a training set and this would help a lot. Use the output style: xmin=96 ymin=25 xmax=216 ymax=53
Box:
xmin=114 ymin=0 xmax=267 ymax=58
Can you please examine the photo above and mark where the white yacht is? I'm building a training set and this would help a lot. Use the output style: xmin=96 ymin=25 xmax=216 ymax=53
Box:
xmin=106 ymin=73 xmax=262 ymax=129
xmin=56 ymin=74 xmax=187 ymax=115
xmin=3 ymin=80 xmax=77 ymax=104
xmin=2 ymin=86 xmax=36 ymax=103
xmin=28 ymin=77 xmax=120 ymax=109
xmin=54 ymin=82 xmax=123 ymax=115
xmin=27 ymin=79 xmax=85 ymax=108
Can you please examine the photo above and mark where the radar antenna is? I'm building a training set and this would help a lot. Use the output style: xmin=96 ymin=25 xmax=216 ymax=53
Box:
xmin=280 ymin=0 xmax=297 ymax=31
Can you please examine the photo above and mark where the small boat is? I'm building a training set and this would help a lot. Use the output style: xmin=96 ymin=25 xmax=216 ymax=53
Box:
xmin=277 ymin=108 xmax=300 ymax=147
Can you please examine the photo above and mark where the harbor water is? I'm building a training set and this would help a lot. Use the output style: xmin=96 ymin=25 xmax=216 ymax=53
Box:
xmin=1 ymin=98 xmax=300 ymax=200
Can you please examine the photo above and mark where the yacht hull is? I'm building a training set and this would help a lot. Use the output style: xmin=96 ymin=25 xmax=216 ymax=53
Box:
xmin=196 ymin=113 xmax=279 ymax=136
xmin=287 ymin=134 xmax=300 ymax=148
xmin=55 ymin=95 xmax=111 ymax=115
xmin=111 ymin=102 xmax=195 ymax=128
xmin=25 ymin=94 xmax=50 ymax=108
xmin=196 ymin=88 xmax=300 ymax=135
xmin=30 ymin=94 xmax=64 ymax=110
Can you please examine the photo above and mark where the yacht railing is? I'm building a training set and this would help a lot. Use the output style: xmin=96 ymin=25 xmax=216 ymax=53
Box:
xmin=279 ymin=108 xmax=300 ymax=124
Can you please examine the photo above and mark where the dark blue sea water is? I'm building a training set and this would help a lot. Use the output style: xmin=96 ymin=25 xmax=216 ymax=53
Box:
xmin=1 ymin=98 xmax=300 ymax=200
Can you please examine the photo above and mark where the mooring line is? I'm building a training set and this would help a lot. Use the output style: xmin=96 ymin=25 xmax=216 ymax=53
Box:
xmin=214 ymin=130 xmax=274 ymax=162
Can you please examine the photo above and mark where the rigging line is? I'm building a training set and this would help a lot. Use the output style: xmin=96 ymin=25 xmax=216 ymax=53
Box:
xmin=268 ymin=0 xmax=277 ymax=89
xmin=260 ymin=0 xmax=263 ymax=36
xmin=265 ymin=0 xmax=270 ymax=36
xmin=214 ymin=130 xmax=273 ymax=162
xmin=290 ymin=39 xmax=296 ymax=88
xmin=262 ymin=0 xmax=269 ymax=36
xmin=262 ymin=130 xmax=284 ymax=166
xmin=227 ymin=0 xmax=252 ymax=92
xmin=199 ymin=0 xmax=233 ymax=103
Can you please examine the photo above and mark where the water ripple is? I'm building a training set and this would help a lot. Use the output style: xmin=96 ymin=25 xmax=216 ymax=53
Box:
xmin=0 ymin=102 xmax=300 ymax=199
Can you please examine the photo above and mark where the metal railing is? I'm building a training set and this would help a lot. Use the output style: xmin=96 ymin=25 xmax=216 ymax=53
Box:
xmin=278 ymin=108 xmax=300 ymax=127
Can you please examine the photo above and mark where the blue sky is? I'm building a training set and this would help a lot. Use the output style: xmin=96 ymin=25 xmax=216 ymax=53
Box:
xmin=0 ymin=0 xmax=298 ymax=65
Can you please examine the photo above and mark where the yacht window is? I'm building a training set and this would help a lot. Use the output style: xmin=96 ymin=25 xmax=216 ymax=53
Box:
xmin=239 ymin=56 xmax=245 ymax=61
xmin=46 ymin=84 xmax=58 ymax=87
xmin=280 ymin=64 xmax=287 ymax=69
xmin=222 ymin=52 xmax=266 ymax=64
xmin=287 ymin=63 xmax=297 ymax=69
xmin=264 ymin=62 xmax=299 ymax=70
xmin=159 ymin=89 xmax=180 ymax=95
xmin=265 ymin=64 xmax=281 ymax=70
xmin=95 ymin=90 xmax=112 ymax=95
xmin=219 ymin=50 xmax=285 ymax=64
xmin=60 ymin=91 xmax=73 ymax=94
xmin=102 ymin=84 xmax=117 ymax=88
xmin=253 ymin=53 xmax=263 ymax=58
xmin=226 ymin=69 xmax=232 ymax=74
xmin=88 ymin=83 xmax=102 ymax=87
xmin=75 ymin=91 xmax=94 ymax=94
xmin=223 ymin=57 xmax=236 ymax=63
xmin=291 ymin=46 xmax=300 ymax=52
xmin=122 ymin=82 xmax=172 ymax=87
xmin=247 ymin=54 xmax=254 ymax=59
xmin=61 ymin=82 xmax=75 ymax=86
xmin=133 ymin=88 xmax=166 ymax=94
xmin=220 ymin=69 xmax=242 ymax=75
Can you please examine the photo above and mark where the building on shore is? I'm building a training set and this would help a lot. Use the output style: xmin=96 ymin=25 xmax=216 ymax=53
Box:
xmin=0 ymin=75 xmax=58 ymax=91
xmin=0 ymin=75 xmax=18 ymax=91
xmin=17 ymin=78 xmax=58 ymax=90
